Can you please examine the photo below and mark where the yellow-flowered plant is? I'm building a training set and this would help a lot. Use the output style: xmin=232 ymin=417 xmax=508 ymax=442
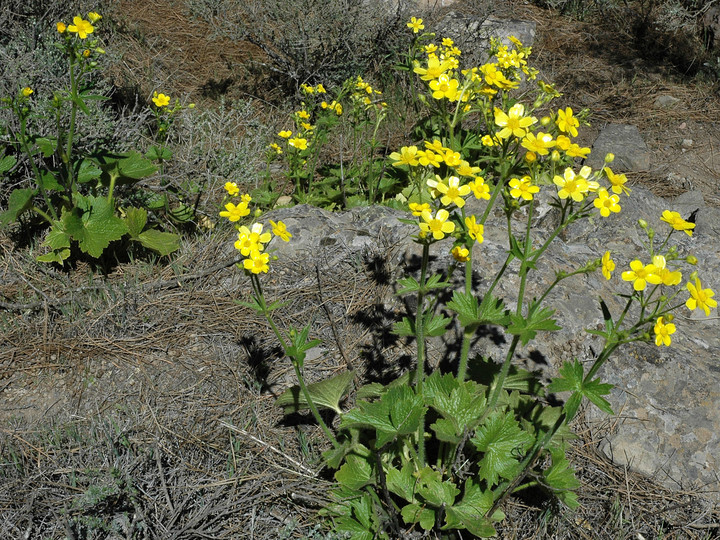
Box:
xmin=0 ymin=11 xmax=181 ymax=262
xmin=279 ymin=19 xmax=718 ymax=539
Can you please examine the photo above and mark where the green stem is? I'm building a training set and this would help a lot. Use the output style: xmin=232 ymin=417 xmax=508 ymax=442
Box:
xmin=18 ymin=112 xmax=57 ymax=221
xmin=250 ymin=275 xmax=339 ymax=448
xmin=414 ymin=242 xmax=431 ymax=465
xmin=65 ymin=55 xmax=79 ymax=198
xmin=456 ymin=255 xmax=474 ymax=382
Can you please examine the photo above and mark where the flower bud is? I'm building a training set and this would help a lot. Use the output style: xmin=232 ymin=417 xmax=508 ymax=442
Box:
xmin=659 ymin=295 xmax=667 ymax=302
xmin=254 ymin=208 xmax=262 ymax=218
xmin=550 ymin=150 xmax=561 ymax=162
xmin=540 ymin=116 xmax=551 ymax=126
xmin=638 ymin=219 xmax=647 ymax=229
xmin=525 ymin=151 xmax=537 ymax=163
xmin=57 ymin=22 xmax=67 ymax=33
xmin=21 ymin=87 xmax=33 ymax=97
xmin=605 ymin=152 xmax=615 ymax=163
xmin=686 ymin=255 xmax=698 ymax=265
xmin=83 ymin=49 xmax=91 ymax=57
xmin=95 ymin=47 xmax=106 ymax=55
xmin=690 ymin=270 xmax=698 ymax=281
xmin=188 ymin=103 xmax=195 ymax=109
xmin=89 ymin=61 xmax=97 ymax=68
xmin=664 ymin=313 xmax=674 ymax=323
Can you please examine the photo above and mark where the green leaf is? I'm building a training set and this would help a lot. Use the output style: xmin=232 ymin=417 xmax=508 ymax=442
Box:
xmin=401 ymin=503 xmax=436 ymax=531
xmin=508 ymin=306 xmax=561 ymax=346
xmin=414 ymin=466 xmax=460 ymax=507
xmin=0 ymin=154 xmax=17 ymax=174
xmin=471 ymin=411 xmax=534 ymax=486
xmin=425 ymin=314 xmax=451 ymax=337
xmin=136 ymin=229 xmax=180 ymax=256
xmin=146 ymin=145 xmax=173 ymax=161
xmin=447 ymin=291 xmax=510 ymax=330
xmin=392 ymin=316 xmax=414 ymax=337
xmin=335 ymin=453 xmax=373 ymax=490
xmin=396 ymin=276 xmax=420 ymax=295
xmin=123 ymin=207 xmax=148 ymax=238
xmin=386 ymin=462 xmax=416 ymax=502
xmin=284 ymin=323 xmax=321 ymax=367
xmin=275 ymin=370 xmax=355 ymax=414
xmin=76 ymin=158 xmax=102 ymax=184
xmin=39 ymin=170 xmax=63 ymax=192
xmin=72 ymin=94 xmax=91 ymax=115
xmin=37 ymin=220 xmax=71 ymax=263
xmin=168 ymin=202 xmax=194 ymax=223
xmin=547 ymin=359 xmax=614 ymax=418
xmin=33 ymin=137 xmax=57 ymax=158
xmin=443 ymin=478 xmax=503 ymax=537
xmin=543 ymin=448 xmax=580 ymax=509
xmin=61 ymin=195 xmax=128 ymax=258
xmin=0 ymin=188 xmax=35 ymax=227
xmin=99 ymin=151 xmax=158 ymax=187
xmin=340 ymin=385 xmax=426 ymax=448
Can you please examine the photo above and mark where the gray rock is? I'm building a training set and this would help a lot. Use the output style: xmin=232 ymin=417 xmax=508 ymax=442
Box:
xmin=436 ymin=12 xmax=536 ymax=64
xmin=654 ymin=94 xmax=681 ymax=108
xmin=246 ymin=186 xmax=720 ymax=500
xmin=586 ymin=124 xmax=650 ymax=172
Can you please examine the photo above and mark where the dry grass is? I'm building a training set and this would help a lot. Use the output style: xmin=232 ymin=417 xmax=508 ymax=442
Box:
xmin=3 ymin=0 xmax=720 ymax=537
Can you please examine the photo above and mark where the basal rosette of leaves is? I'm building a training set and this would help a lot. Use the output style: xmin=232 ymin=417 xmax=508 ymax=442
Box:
xmin=0 ymin=12 xmax=183 ymax=263
xmin=265 ymin=19 xmax=717 ymax=539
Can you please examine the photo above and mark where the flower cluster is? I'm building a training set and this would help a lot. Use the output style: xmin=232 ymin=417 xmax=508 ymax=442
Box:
xmin=597 ymin=210 xmax=716 ymax=347
xmin=55 ymin=12 xmax=106 ymax=64
xmin=219 ymin=186 xmax=291 ymax=274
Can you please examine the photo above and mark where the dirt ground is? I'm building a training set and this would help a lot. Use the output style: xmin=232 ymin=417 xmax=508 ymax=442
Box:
xmin=3 ymin=0 xmax=720 ymax=537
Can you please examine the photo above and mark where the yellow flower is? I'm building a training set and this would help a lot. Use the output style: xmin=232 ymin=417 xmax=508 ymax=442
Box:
xmin=407 ymin=16 xmax=424 ymax=33
xmin=429 ymin=75 xmax=459 ymax=101
xmin=554 ymin=168 xmax=589 ymax=202
xmin=152 ymin=91 xmax=170 ymax=107
xmin=467 ymin=177 xmax=491 ymax=200
xmin=455 ymin=160 xmax=481 ymax=177
xmin=566 ymin=142 xmax=591 ymax=158
xmin=67 ymin=16 xmax=94 ymax=39
xmin=509 ymin=176 xmax=539 ymax=201
xmin=451 ymin=245 xmax=470 ymax=262
xmin=442 ymin=37 xmax=454 ymax=47
xmin=269 ymin=142 xmax=283 ymax=155
xmin=220 ymin=202 xmax=250 ymax=222
xmin=521 ymin=132 xmax=555 ymax=155
xmin=429 ymin=175 xmax=471 ymax=208
xmin=442 ymin=150 xmax=462 ymax=168
xmin=601 ymin=251 xmax=615 ymax=280
xmin=296 ymin=110 xmax=310 ymax=120
xmin=278 ymin=130 xmax=292 ymax=138
xmin=288 ymin=137 xmax=308 ymax=150
xmin=686 ymin=277 xmax=717 ymax=316
xmin=418 ymin=149 xmax=442 ymax=168
xmin=604 ymin=167 xmax=631 ymax=196
xmin=622 ymin=260 xmax=662 ymax=291
xmin=270 ymin=220 xmax=292 ymax=242
xmin=243 ymin=249 xmax=270 ymax=274
xmin=389 ymin=146 xmax=419 ymax=167
xmin=660 ymin=210 xmax=695 ymax=236
xmin=653 ymin=316 xmax=675 ymax=347
xmin=424 ymin=44 xmax=438 ymax=54
xmin=481 ymin=63 xmax=517 ymax=90
xmin=315 ymin=84 xmax=326 ymax=93
xmin=413 ymin=55 xmax=452 ymax=81
xmin=21 ymin=87 xmax=33 ymax=97
xmin=481 ymin=134 xmax=499 ymax=147
xmin=87 ymin=12 xmax=102 ymax=23
xmin=419 ymin=208 xmax=455 ymax=240
xmin=57 ymin=22 xmax=67 ymax=33
xmin=593 ymin=188 xmax=621 ymax=217
xmin=224 ymin=182 xmax=240 ymax=196
xmin=494 ymin=104 xmax=536 ymax=139
xmin=650 ymin=255 xmax=682 ymax=286
xmin=409 ymin=202 xmax=430 ymax=217
xmin=556 ymin=107 xmax=579 ymax=137
xmin=465 ymin=215 xmax=484 ymax=243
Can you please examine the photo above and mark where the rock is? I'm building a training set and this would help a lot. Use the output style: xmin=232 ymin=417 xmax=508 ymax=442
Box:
xmin=248 ymin=186 xmax=720 ymax=500
xmin=586 ymin=124 xmax=650 ymax=172
xmin=654 ymin=94 xmax=681 ymax=108
xmin=436 ymin=12 xmax=536 ymax=64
